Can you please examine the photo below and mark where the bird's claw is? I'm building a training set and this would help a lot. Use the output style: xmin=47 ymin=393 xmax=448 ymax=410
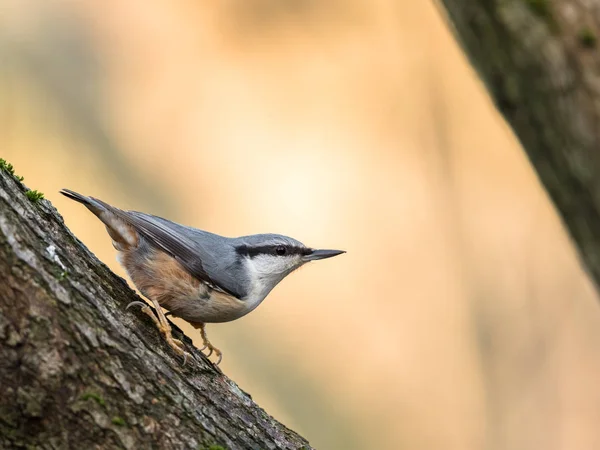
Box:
xmin=163 ymin=332 xmax=191 ymax=366
xmin=195 ymin=324 xmax=223 ymax=365
xmin=200 ymin=343 xmax=222 ymax=365
xmin=126 ymin=301 xmax=148 ymax=310
xmin=126 ymin=300 xmax=190 ymax=366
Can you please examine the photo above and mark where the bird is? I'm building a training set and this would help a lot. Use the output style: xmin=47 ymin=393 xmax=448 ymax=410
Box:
xmin=60 ymin=189 xmax=345 ymax=365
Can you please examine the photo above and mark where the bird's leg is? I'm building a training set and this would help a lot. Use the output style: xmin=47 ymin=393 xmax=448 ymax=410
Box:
xmin=127 ymin=300 xmax=190 ymax=364
xmin=192 ymin=322 xmax=222 ymax=365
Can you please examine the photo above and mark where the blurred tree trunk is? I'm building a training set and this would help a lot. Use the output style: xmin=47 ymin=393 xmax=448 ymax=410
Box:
xmin=0 ymin=168 xmax=311 ymax=450
xmin=438 ymin=0 xmax=600 ymax=288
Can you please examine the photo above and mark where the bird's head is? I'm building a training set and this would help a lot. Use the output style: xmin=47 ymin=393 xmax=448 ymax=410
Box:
xmin=235 ymin=233 xmax=345 ymax=300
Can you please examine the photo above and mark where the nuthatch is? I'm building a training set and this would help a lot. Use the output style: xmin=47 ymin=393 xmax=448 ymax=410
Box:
xmin=60 ymin=189 xmax=345 ymax=364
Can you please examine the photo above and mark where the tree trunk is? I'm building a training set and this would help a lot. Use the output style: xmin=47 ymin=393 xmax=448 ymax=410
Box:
xmin=438 ymin=0 xmax=600 ymax=287
xmin=0 ymin=168 xmax=312 ymax=450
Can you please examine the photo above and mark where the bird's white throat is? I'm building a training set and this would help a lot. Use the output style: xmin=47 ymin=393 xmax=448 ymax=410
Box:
xmin=242 ymin=254 xmax=301 ymax=309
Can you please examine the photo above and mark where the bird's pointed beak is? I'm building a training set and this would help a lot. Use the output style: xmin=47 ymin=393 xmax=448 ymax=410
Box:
xmin=304 ymin=249 xmax=346 ymax=261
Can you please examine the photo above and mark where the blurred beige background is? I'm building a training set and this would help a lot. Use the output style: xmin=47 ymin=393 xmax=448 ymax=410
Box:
xmin=3 ymin=1 xmax=600 ymax=449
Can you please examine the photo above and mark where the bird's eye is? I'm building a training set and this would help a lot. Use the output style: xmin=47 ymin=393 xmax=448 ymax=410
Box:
xmin=275 ymin=245 xmax=286 ymax=256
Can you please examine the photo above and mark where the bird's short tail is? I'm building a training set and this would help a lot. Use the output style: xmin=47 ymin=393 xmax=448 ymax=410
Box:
xmin=60 ymin=189 xmax=107 ymax=215
xmin=60 ymin=188 xmax=91 ymax=204
xmin=60 ymin=188 xmax=139 ymax=251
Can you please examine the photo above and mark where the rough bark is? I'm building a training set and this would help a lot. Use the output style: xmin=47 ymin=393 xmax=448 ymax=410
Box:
xmin=0 ymin=168 xmax=312 ymax=450
xmin=438 ymin=0 xmax=600 ymax=287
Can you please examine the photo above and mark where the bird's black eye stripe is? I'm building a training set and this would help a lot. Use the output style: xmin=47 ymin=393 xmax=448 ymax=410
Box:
xmin=236 ymin=245 xmax=312 ymax=258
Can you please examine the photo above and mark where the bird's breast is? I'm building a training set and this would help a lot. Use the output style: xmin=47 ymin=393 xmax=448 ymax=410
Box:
xmin=165 ymin=284 xmax=261 ymax=324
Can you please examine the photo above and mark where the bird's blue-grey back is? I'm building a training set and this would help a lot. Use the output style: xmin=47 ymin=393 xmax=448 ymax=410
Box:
xmin=124 ymin=212 xmax=251 ymax=298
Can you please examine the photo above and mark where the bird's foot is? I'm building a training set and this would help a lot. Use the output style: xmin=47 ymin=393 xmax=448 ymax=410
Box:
xmin=194 ymin=323 xmax=223 ymax=365
xmin=126 ymin=301 xmax=190 ymax=365
xmin=163 ymin=331 xmax=189 ymax=366
xmin=200 ymin=341 xmax=223 ymax=365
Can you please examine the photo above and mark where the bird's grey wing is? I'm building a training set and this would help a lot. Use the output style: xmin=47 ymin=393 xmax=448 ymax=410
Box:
xmin=104 ymin=207 xmax=244 ymax=298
